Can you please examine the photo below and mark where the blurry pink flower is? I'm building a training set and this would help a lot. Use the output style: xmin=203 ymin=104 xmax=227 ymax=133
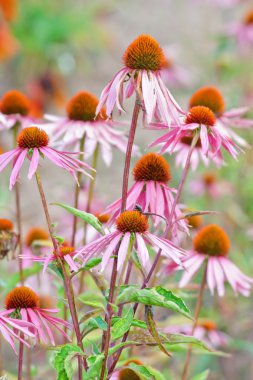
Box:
xmin=96 ymin=34 xmax=184 ymax=127
xmin=190 ymin=172 xmax=233 ymax=198
xmin=194 ymin=0 xmax=241 ymax=7
xmin=189 ymin=86 xmax=253 ymax=148
xmin=3 ymin=286 xmax=71 ymax=345
xmin=150 ymin=106 xmax=241 ymax=163
xmin=0 ymin=90 xmax=38 ymax=130
xmin=0 ymin=312 xmax=34 ymax=353
xmin=21 ymin=245 xmax=76 ymax=274
xmin=0 ymin=126 xmax=94 ymax=190
xmin=161 ymin=45 xmax=191 ymax=88
xmin=71 ymin=211 xmax=184 ymax=272
xmin=227 ymin=9 xmax=253 ymax=50
xmin=164 ymin=319 xmax=229 ymax=348
xmin=41 ymin=91 xmax=138 ymax=166
xmin=105 ymin=153 xmax=187 ymax=235
xmin=178 ymin=224 xmax=253 ymax=296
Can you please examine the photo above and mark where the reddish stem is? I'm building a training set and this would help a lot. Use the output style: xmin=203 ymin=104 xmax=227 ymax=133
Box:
xmin=99 ymin=101 xmax=140 ymax=380
xmin=18 ymin=337 xmax=24 ymax=380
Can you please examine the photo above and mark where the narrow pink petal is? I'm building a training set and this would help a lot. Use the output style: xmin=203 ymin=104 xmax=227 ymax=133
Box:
xmin=28 ymin=148 xmax=40 ymax=179
xmin=117 ymin=232 xmax=131 ymax=272
xmin=9 ymin=149 xmax=28 ymax=190
xmin=136 ymin=233 xmax=149 ymax=267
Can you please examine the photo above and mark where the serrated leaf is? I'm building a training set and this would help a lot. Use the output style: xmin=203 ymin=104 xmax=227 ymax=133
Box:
xmin=117 ymin=285 xmax=191 ymax=319
xmin=191 ymin=369 xmax=210 ymax=380
xmin=53 ymin=203 xmax=103 ymax=234
xmin=54 ymin=344 xmax=83 ymax=380
xmin=128 ymin=362 xmax=166 ymax=380
xmin=83 ymin=316 xmax=107 ymax=333
xmin=111 ymin=307 xmax=134 ymax=341
xmin=86 ymin=354 xmax=104 ymax=379
xmin=145 ymin=306 xmax=171 ymax=357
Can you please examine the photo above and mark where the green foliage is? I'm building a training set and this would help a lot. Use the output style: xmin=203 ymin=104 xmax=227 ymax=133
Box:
xmin=111 ymin=307 xmax=134 ymax=341
xmin=0 ymin=263 xmax=41 ymax=293
xmin=117 ymin=285 xmax=191 ymax=319
xmin=126 ymin=362 xmax=167 ymax=380
xmin=53 ymin=344 xmax=83 ymax=380
xmin=191 ymin=370 xmax=210 ymax=380
xmin=53 ymin=203 xmax=103 ymax=234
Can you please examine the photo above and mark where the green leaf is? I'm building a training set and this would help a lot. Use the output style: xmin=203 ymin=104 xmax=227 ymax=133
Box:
xmin=117 ymin=285 xmax=191 ymax=319
xmin=145 ymin=306 xmax=171 ymax=357
xmin=83 ymin=316 xmax=107 ymax=332
xmin=78 ymin=292 xmax=105 ymax=309
xmin=83 ymin=257 xmax=102 ymax=270
xmin=86 ymin=354 xmax=104 ymax=380
xmin=191 ymin=369 xmax=210 ymax=380
xmin=111 ymin=307 xmax=134 ymax=341
xmin=53 ymin=344 xmax=83 ymax=380
xmin=127 ymin=362 xmax=166 ymax=380
xmin=52 ymin=203 xmax=103 ymax=234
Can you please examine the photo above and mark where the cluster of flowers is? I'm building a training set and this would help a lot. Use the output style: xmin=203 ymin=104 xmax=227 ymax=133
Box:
xmin=0 ymin=32 xmax=252 ymax=378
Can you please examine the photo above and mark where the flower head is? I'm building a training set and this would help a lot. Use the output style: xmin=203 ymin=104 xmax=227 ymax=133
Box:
xmin=96 ymin=34 xmax=184 ymax=126
xmin=105 ymin=153 xmax=187 ymax=234
xmin=41 ymin=90 xmax=137 ymax=166
xmin=178 ymin=224 xmax=253 ymax=296
xmin=0 ymin=126 xmax=94 ymax=190
xmin=0 ymin=218 xmax=17 ymax=259
xmin=185 ymin=106 xmax=216 ymax=127
xmin=189 ymin=86 xmax=225 ymax=116
xmin=71 ymin=210 xmax=184 ymax=273
xmin=0 ymin=218 xmax=13 ymax=231
xmin=4 ymin=286 xmax=71 ymax=345
xmin=25 ymin=227 xmax=49 ymax=247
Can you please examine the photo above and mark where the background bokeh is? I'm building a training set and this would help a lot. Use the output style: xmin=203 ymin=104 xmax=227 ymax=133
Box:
xmin=0 ymin=0 xmax=253 ymax=379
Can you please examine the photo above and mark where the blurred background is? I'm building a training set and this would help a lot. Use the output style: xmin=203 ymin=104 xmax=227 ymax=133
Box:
xmin=0 ymin=0 xmax=253 ymax=379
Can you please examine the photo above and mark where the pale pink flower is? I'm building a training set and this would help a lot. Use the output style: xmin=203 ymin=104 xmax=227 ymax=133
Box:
xmin=164 ymin=319 xmax=229 ymax=348
xmin=96 ymin=35 xmax=184 ymax=127
xmin=69 ymin=211 xmax=184 ymax=273
xmin=105 ymin=153 xmax=187 ymax=236
xmin=0 ymin=89 xmax=39 ymax=130
xmin=188 ymin=86 xmax=253 ymax=148
xmin=227 ymin=9 xmax=253 ymax=50
xmin=0 ymin=126 xmax=94 ymax=190
xmin=178 ymin=224 xmax=253 ymax=296
xmin=149 ymin=105 xmax=241 ymax=163
xmin=0 ymin=312 xmax=35 ymax=353
xmin=3 ymin=286 xmax=71 ymax=345
xmin=41 ymin=91 xmax=138 ymax=166
xmin=190 ymin=172 xmax=234 ymax=198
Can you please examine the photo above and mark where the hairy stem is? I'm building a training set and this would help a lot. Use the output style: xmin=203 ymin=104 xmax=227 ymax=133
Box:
xmin=35 ymin=171 xmax=87 ymax=377
xmin=100 ymin=101 xmax=140 ymax=380
xmin=181 ymin=261 xmax=208 ymax=380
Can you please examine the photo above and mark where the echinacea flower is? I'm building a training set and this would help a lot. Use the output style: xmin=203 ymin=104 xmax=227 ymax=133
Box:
xmin=178 ymin=224 xmax=253 ymax=296
xmin=150 ymin=105 xmax=241 ymax=163
xmin=164 ymin=319 xmax=229 ymax=348
xmin=227 ymin=9 xmax=253 ymax=50
xmin=0 ymin=0 xmax=17 ymax=21
xmin=41 ymin=91 xmax=138 ymax=166
xmin=0 ymin=126 xmax=94 ymax=189
xmin=0 ymin=22 xmax=19 ymax=62
xmin=190 ymin=172 xmax=233 ymax=198
xmin=105 ymin=153 xmax=187 ymax=235
xmin=2 ymin=286 xmax=71 ymax=345
xmin=71 ymin=210 xmax=184 ymax=272
xmin=96 ymin=34 xmax=184 ymax=126
xmin=21 ymin=245 xmax=76 ymax=274
xmin=0 ymin=312 xmax=34 ymax=353
xmin=0 ymin=90 xmax=36 ymax=130
xmin=189 ymin=86 xmax=253 ymax=148
xmin=110 ymin=359 xmax=144 ymax=380
xmin=0 ymin=218 xmax=18 ymax=259
xmin=22 ymin=227 xmax=51 ymax=269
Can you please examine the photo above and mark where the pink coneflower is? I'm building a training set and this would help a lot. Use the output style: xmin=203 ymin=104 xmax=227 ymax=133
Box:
xmin=150 ymin=105 xmax=241 ymax=163
xmin=189 ymin=86 xmax=253 ymax=148
xmin=3 ymin=286 xmax=71 ymax=345
xmin=105 ymin=153 xmax=187 ymax=235
xmin=96 ymin=34 xmax=184 ymax=126
xmin=0 ymin=126 xmax=94 ymax=189
xmin=41 ymin=91 xmax=137 ymax=166
xmin=110 ymin=359 xmax=144 ymax=380
xmin=21 ymin=245 xmax=76 ymax=274
xmin=0 ymin=312 xmax=34 ymax=353
xmin=0 ymin=90 xmax=36 ymax=130
xmin=227 ymin=9 xmax=253 ymax=50
xmin=0 ymin=218 xmax=18 ymax=259
xmin=190 ymin=172 xmax=233 ymax=198
xmin=71 ymin=210 xmax=184 ymax=272
xmin=165 ymin=319 xmax=229 ymax=348
xmin=178 ymin=224 xmax=253 ymax=296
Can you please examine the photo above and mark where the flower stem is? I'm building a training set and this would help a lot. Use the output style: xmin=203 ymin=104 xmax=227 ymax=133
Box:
xmin=13 ymin=124 xmax=24 ymax=285
xmin=108 ymin=131 xmax=200 ymax=375
xmin=181 ymin=261 xmax=208 ymax=380
xmin=100 ymin=100 xmax=140 ymax=380
xmin=71 ymin=135 xmax=86 ymax=247
xmin=35 ymin=170 xmax=87 ymax=376
xmin=18 ymin=337 xmax=24 ymax=380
